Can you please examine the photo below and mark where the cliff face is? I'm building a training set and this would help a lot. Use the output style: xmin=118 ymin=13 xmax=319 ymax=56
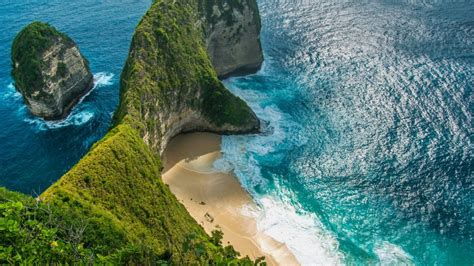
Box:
xmin=115 ymin=0 xmax=260 ymax=154
xmin=11 ymin=22 xmax=93 ymax=120
xmin=4 ymin=0 xmax=263 ymax=264
xmin=199 ymin=0 xmax=264 ymax=78
xmin=38 ymin=1 xmax=261 ymax=262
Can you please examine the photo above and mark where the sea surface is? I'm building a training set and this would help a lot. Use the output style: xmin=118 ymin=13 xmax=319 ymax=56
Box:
xmin=220 ymin=0 xmax=473 ymax=264
xmin=0 ymin=0 xmax=472 ymax=265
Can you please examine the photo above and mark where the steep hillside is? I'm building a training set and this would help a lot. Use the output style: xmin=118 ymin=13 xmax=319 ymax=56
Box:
xmin=115 ymin=0 xmax=260 ymax=154
xmin=0 ymin=0 xmax=263 ymax=264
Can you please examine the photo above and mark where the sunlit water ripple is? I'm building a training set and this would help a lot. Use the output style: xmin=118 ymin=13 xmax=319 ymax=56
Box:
xmin=221 ymin=0 xmax=473 ymax=264
xmin=0 ymin=0 xmax=472 ymax=264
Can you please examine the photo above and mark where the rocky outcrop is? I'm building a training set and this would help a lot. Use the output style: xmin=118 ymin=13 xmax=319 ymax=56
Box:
xmin=115 ymin=0 xmax=260 ymax=154
xmin=199 ymin=0 xmax=264 ymax=78
xmin=34 ymin=1 xmax=263 ymax=263
xmin=11 ymin=22 xmax=93 ymax=120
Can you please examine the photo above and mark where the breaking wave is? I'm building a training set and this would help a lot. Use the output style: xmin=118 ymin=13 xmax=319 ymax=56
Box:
xmin=19 ymin=72 xmax=114 ymax=130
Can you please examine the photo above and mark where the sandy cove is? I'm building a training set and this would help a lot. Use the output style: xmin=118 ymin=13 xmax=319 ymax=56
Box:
xmin=162 ymin=132 xmax=299 ymax=266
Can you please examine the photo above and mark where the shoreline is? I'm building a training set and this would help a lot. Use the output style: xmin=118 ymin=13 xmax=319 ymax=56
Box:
xmin=162 ymin=132 xmax=299 ymax=265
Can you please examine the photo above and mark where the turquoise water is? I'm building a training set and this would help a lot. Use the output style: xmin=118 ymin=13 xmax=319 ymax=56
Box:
xmin=221 ymin=0 xmax=473 ymax=264
xmin=0 ymin=0 xmax=472 ymax=265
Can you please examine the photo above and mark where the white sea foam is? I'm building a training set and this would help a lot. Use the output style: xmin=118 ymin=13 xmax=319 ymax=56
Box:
xmin=93 ymin=72 xmax=114 ymax=87
xmin=374 ymin=241 xmax=414 ymax=266
xmin=4 ymin=83 xmax=23 ymax=101
xmin=217 ymin=139 xmax=344 ymax=265
xmin=74 ymin=72 xmax=115 ymax=107
xmin=20 ymin=72 xmax=115 ymax=130
xmin=25 ymin=111 xmax=94 ymax=130
xmin=256 ymin=195 xmax=343 ymax=265
xmin=2 ymin=83 xmax=28 ymax=116
xmin=216 ymin=83 xmax=344 ymax=265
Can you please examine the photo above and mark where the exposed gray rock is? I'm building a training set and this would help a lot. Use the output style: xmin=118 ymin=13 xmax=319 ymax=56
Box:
xmin=200 ymin=0 xmax=264 ymax=78
xmin=11 ymin=22 xmax=93 ymax=120
xmin=116 ymin=0 xmax=261 ymax=156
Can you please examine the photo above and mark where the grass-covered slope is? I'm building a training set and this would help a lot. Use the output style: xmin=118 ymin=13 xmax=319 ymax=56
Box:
xmin=0 ymin=0 xmax=263 ymax=264
xmin=42 ymin=125 xmax=185 ymax=257
xmin=116 ymin=0 xmax=259 ymax=153
xmin=41 ymin=124 xmax=253 ymax=264
xmin=1 ymin=124 xmax=257 ymax=264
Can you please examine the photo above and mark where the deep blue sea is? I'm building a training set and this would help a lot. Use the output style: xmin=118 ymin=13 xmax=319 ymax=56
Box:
xmin=0 ymin=0 xmax=472 ymax=265
xmin=0 ymin=0 xmax=150 ymax=194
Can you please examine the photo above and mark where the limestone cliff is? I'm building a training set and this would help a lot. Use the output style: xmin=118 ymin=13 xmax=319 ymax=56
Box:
xmin=11 ymin=22 xmax=93 ymax=120
xmin=199 ymin=0 xmax=264 ymax=78
xmin=1 ymin=0 xmax=263 ymax=264
xmin=115 ymin=0 xmax=260 ymax=154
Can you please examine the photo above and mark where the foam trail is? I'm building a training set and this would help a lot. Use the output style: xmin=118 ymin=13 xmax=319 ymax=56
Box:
xmin=374 ymin=241 xmax=415 ymax=265
xmin=22 ymin=72 xmax=115 ymax=130
xmin=257 ymin=195 xmax=343 ymax=265
xmin=93 ymin=72 xmax=114 ymax=86
xmin=215 ymin=83 xmax=344 ymax=265
xmin=4 ymin=83 xmax=23 ymax=101
xmin=2 ymin=83 xmax=28 ymax=115
xmin=75 ymin=72 xmax=115 ymax=107
xmin=25 ymin=111 xmax=94 ymax=130
xmin=218 ymin=136 xmax=344 ymax=265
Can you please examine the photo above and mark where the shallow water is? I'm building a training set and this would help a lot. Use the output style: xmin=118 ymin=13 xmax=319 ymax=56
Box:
xmin=221 ymin=0 xmax=473 ymax=264
xmin=0 ymin=0 xmax=472 ymax=264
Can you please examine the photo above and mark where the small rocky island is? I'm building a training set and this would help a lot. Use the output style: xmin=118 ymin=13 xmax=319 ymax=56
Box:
xmin=0 ymin=0 xmax=266 ymax=264
xmin=11 ymin=22 xmax=93 ymax=120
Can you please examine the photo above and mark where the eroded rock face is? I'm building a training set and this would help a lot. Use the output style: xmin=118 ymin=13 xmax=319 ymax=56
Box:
xmin=115 ymin=0 xmax=260 ymax=155
xmin=11 ymin=22 xmax=93 ymax=120
xmin=200 ymin=0 xmax=264 ymax=78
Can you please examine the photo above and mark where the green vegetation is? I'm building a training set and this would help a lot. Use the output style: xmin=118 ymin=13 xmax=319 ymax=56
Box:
xmin=1 ymin=188 xmax=105 ymax=264
xmin=41 ymin=124 xmax=258 ymax=264
xmin=115 ymin=0 xmax=258 ymax=152
xmin=2 ymin=0 xmax=262 ymax=264
xmin=11 ymin=22 xmax=73 ymax=97
xmin=2 ymin=124 xmax=259 ymax=264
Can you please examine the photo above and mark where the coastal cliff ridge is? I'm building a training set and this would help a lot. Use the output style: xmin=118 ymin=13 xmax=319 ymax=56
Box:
xmin=1 ymin=0 xmax=265 ymax=264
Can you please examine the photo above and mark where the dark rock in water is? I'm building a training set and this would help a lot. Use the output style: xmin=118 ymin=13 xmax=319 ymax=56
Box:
xmin=199 ymin=0 xmax=264 ymax=78
xmin=11 ymin=22 xmax=93 ymax=120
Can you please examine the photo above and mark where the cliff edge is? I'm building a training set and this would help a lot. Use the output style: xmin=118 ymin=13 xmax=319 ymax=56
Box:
xmin=115 ymin=0 xmax=260 ymax=154
xmin=1 ymin=0 xmax=263 ymax=264
xmin=11 ymin=22 xmax=93 ymax=120
xmin=42 ymin=0 xmax=261 ymax=261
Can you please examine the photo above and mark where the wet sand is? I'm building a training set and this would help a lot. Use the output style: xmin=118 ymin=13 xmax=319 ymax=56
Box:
xmin=162 ymin=132 xmax=299 ymax=265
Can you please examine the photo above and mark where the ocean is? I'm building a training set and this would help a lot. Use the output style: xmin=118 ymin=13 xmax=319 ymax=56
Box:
xmin=0 ymin=0 xmax=149 ymax=194
xmin=0 ymin=0 xmax=472 ymax=265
